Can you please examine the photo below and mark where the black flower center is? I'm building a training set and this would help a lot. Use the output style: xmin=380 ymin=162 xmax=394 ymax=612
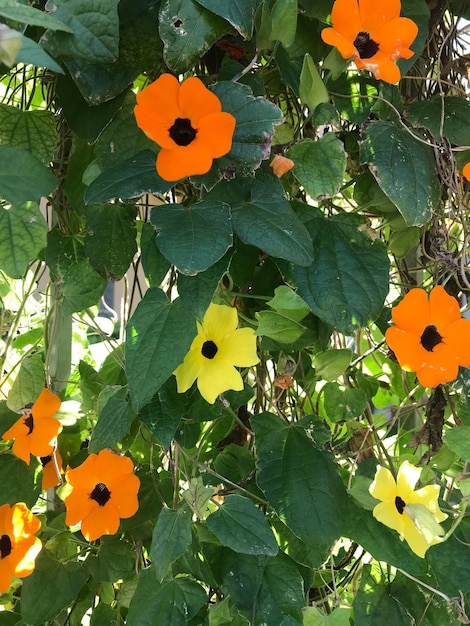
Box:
xmin=395 ymin=496 xmax=406 ymax=514
xmin=420 ymin=325 xmax=443 ymax=352
xmin=24 ymin=413 xmax=34 ymax=435
xmin=90 ymin=483 xmax=111 ymax=506
xmin=40 ymin=455 xmax=52 ymax=466
xmin=0 ymin=534 xmax=12 ymax=559
xmin=353 ymin=31 xmax=380 ymax=59
xmin=169 ymin=118 xmax=197 ymax=146
xmin=201 ymin=340 xmax=218 ymax=359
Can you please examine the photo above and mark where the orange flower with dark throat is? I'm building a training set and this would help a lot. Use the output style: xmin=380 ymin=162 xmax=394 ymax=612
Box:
xmin=64 ymin=449 xmax=140 ymax=542
xmin=0 ymin=502 xmax=42 ymax=593
xmin=2 ymin=388 xmax=62 ymax=464
xmin=321 ymin=0 xmax=418 ymax=84
xmin=134 ymin=73 xmax=236 ymax=181
xmin=40 ymin=448 xmax=63 ymax=490
xmin=385 ymin=286 xmax=470 ymax=387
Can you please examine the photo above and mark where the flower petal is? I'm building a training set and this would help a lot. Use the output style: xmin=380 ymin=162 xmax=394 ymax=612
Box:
xmin=156 ymin=143 xmax=213 ymax=181
xmin=11 ymin=435 xmax=33 ymax=464
xmin=174 ymin=348 xmax=203 ymax=394
xmin=415 ymin=344 xmax=460 ymax=387
xmin=66 ymin=454 xmax=99 ymax=492
xmin=330 ymin=0 xmax=362 ymax=41
xmin=359 ymin=0 xmax=401 ymax=36
xmin=442 ymin=318 xmax=470 ymax=366
xmin=109 ymin=474 xmax=140 ymax=519
xmin=81 ymin=502 xmax=120 ymax=541
xmin=376 ymin=17 xmax=418 ymax=58
xmin=362 ymin=56 xmax=402 ymax=84
xmin=11 ymin=536 xmax=42 ymax=577
xmin=203 ymin=304 xmax=239 ymax=342
xmin=196 ymin=112 xmax=236 ymax=159
xmin=135 ymin=74 xmax=182 ymax=123
xmin=32 ymin=388 xmax=61 ymax=419
xmin=401 ymin=514 xmax=433 ymax=557
xmin=321 ymin=28 xmax=358 ymax=59
xmin=64 ymin=488 xmax=95 ymax=527
xmin=396 ymin=460 xmax=420 ymax=498
xmin=372 ymin=501 xmax=405 ymax=535
xmin=385 ymin=326 xmax=427 ymax=373
xmin=429 ymin=285 xmax=462 ymax=331
xmin=463 ymin=162 xmax=470 ymax=181
xmin=197 ymin=359 xmax=243 ymax=404
xmin=218 ymin=327 xmax=259 ymax=367
xmin=95 ymin=449 xmax=134 ymax=488
xmin=28 ymin=416 xmax=62 ymax=457
xmin=369 ymin=465 xmax=397 ymax=502
xmin=391 ymin=288 xmax=430 ymax=333
xmin=179 ymin=76 xmax=222 ymax=122
xmin=409 ymin=485 xmax=447 ymax=523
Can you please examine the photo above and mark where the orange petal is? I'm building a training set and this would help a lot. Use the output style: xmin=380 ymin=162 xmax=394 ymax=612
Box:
xmin=376 ymin=17 xmax=418 ymax=58
xmin=442 ymin=318 xmax=470 ymax=366
xmin=135 ymin=74 xmax=182 ymax=123
xmin=134 ymin=106 xmax=176 ymax=149
xmin=3 ymin=415 xmax=30 ymax=442
xmin=95 ymin=449 xmax=134 ymax=488
xmin=156 ymin=144 xmax=213 ymax=181
xmin=66 ymin=454 xmax=99 ymax=492
xmin=391 ymin=288 xmax=430 ymax=334
xmin=28 ymin=416 xmax=62 ymax=457
xmin=81 ymin=503 xmax=120 ymax=541
xmin=330 ymin=0 xmax=362 ymax=41
xmin=429 ymin=285 xmax=461 ymax=330
xmin=32 ymin=388 xmax=61 ymax=419
xmin=179 ymin=77 xmax=222 ymax=123
xmin=109 ymin=474 xmax=140 ymax=519
xmin=415 ymin=345 xmax=460 ymax=387
xmin=321 ymin=27 xmax=358 ymax=59
xmin=11 ymin=437 xmax=32 ymax=464
xmin=11 ymin=536 xmax=42 ymax=577
xmin=463 ymin=162 xmax=470 ymax=181
xmin=64 ymin=488 xmax=95 ymax=526
xmin=270 ymin=155 xmax=295 ymax=177
xmin=385 ymin=327 xmax=426 ymax=373
xmin=0 ymin=562 xmax=12 ymax=593
xmin=359 ymin=0 xmax=401 ymax=35
xmin=196 ymin=112 xmax=236 ymax=159
xmin=362 ymin=56 xmax=401 ymax=83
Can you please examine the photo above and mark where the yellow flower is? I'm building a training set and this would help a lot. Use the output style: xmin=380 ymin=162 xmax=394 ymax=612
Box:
xmin=369 ymin=461 xmax=447 ymax=557
xmin=174 ymin=303 xmax=259 ymax=404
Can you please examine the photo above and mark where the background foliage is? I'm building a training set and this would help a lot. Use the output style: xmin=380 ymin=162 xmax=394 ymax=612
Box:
xmin=0 ymin=0 xmax=470 ymax=624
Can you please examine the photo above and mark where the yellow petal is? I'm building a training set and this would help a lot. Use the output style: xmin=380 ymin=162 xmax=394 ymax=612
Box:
xmin=372 ymin=501 xmax=405 ymax=535
xmin=369 ymin=465 xmax=397 ymax=502
xmin=396 ymin=460 xmax=420 ymax=499
xmin=174 ymin=348 xmax=203 ymax=394
xmin=218 ymin=327 xmax=259 ymax=367
xmin=202 ymin=303 xmax=239 ymax=343
xmin=197 ymin=359 xmax=243 ymax=404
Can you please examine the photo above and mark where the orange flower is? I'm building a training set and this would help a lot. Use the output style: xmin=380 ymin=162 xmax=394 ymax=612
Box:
xmin=2 ymin=388 xmax=62 ymax=464
xmin=134 ymin=74 xmax=236 ymax=181
xmin=270 ymin=155 xmax=295 ymax=178
xmin=64 ymin=449 xmax=140 ymax=542
xmin=40 ymin=448 xmax=63 ymax=490
xmin=385 ymin=286 xmax=470 ymax=387
xmin=274 ymin=374 xmax=294 ymax=389
xmin=321 ymin=0 xmax=418 ymax=84
xmin=463 ymin=162 xmax=470 ymax=181
xmin=0 ymin=503 xmax=42 ymax=593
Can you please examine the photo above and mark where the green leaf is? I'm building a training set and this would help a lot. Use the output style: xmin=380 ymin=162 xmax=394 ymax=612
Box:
xmin=406 ymin=96 xmax=470 ymax=147
xmin=126 ymin=288 xmax=196 ymax=411
xmin=214 ymin=444 xmax=256 ymax=485
xmin=360 ymin=122 xmax=440 ymax=226
xmin=85 ymin=150 xmax=172 ymax=204
xmin=61 ymin=259 xmax=107 ymax=317
xmin=288 ymin=135 xmax=346 ymax=199
xmin=353 ymin=565 xmax=411 ymax=626
xmin=42 ymin=0 xmax=119 ymax=62
xmin=20 ymin=554 xmax=89 ymax=625
xmin=206 ymin=494 xmax=279 ymax=556
xmin=255 ymin=311 xmax=306 ymax=344
xmin=127 ymin=569 xmax=207 ymax=626
xmin=0 ymin=202 xmax=48 ymax=279
xmin=16 ymin=35 xmax=64 ymax=73
xmin=159 ymin=0 xmax=230 ymax=72
xmin=89 ymin=387 xmax=135 ymax=453
xmin=150 ymin=506 xmax=193 ymax=581
xmin=140 ymin=222 xmax=172 ymax=288
xmin=428 ymin=518 xmax=470 ymax=597
xmin=323 ymin=383 xmax=369 ymax=422
xmin=178 ymin=252 xmax=232 ymax=318
xmin=443 ymin=425 xmax=470 ymax=461
xmin=0 ymin=145 xmax=57 ymax=204
xmin=151 ymin=201 xmax=232 ymax=274
xmin=85 ymin=537 xmax=136 ymax=582
xmin=78 ymin=361 xmax=105 ymax=412
xmin=299 ymin=53 xmax=330 ymax=113
xmin=220 ymin=550 xmax=265 ymax=609
xmin=270 ymin=0 xmax=297 ymax=47
xmin=139 ymin=377 xmax=186 ymax=448
xmin=252 ymin=412 xmax=348 ymax=547
xmin=84 ymin=204 xmax=137 ymax=280
xmin=0 ymin=105 xmax=56 ymax=166
xmin=290 ymin=210 xmax=390 ymax=334
xmin=6 ymin=353 xmax=46 ymax=412
xmin=267 ymin=286 xmax=310 ymax=321
xmin=0 ymin=454 xmax=40 ymax=508
xmin=194 ymin=0 xmax=260 ymax=38
xmin=312 ymin=349 xmax=353 ymax=382
xmin=0 ymin=0 xmax=73 ymax=31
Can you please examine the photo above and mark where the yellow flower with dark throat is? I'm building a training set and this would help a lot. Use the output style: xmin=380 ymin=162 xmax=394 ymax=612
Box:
xmin=0 ymin=502 xmax=42 ymax=592
xmin=321 ymin=0 xmax=418 ymax=84
xmin=134 ymin=73 xmax=236 ymax=181
xmin=369 ymin=461 xmax=447 ymax=557
xmin=64 ymin=449 xmax=140 ymax=542
xmin=174 ymin=303 xmax=259 ymax=404
xmin=2 ymin=388 xmax=62 ymax=464
xmin=385 ymin=285 xmax=470 ymax=388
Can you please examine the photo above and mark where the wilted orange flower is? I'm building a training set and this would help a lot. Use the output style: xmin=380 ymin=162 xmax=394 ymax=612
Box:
xmin=134 ymin=73 xmax=236 ymax=181
xmin=274 ymin=374 xmax=294 ymax=389
xmin=270 ymin=155 xmax=295 ymax=178
xmin=2 ymin=388 xmax=62 ymax=464
xmin=463 ymin=162 xmax=470 ymax=181
xmin=385 ymin=286 xmax=470 ymax=387
xmin=321 ymin=0 xmax=418 ymax=84
xmin=0 ymin=502 xmax=41 ymax=592
xmin=64 ymin=449 xmax=140 ymax=542
xmin=40 ymin=448 xmax=63 ymax=490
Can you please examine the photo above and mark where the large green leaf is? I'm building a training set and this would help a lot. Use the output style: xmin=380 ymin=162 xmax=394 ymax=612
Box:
xmin=61 ymin=259 xmax=107 ymax=317
xmin=6 ymin=353 xmax=45 ymax=412
xmin=444 ymin=425 xmax=470 ymax=461
xmin=428 ymin=518 xmax=470 ymax=597
xmin=127 ymin=569 xmax=207 ymax=626
xmin=0 ymin=202 xmax=48 ymax=279
xmin=126 ymin=288 xmax=196 ymax=411
xmin=406 ymin=96 xmax=470 ymax=147
xmin=252 ymin=412 xmax=348 ymax=547
xmin=150 ymin=507 xmax=193 ymax=581
xmin=16 ymin=35 xmax=64 ymax=73
xmin=84 ymin=204 xmax=137 ymax=280
xmin=194 ymin=0 xmax=260 ymax=37
xmin=290 ymin=210 xmax=389 ymax=334
xmin=42 ymin=0 xmax=120 ymax=62
xmin=288 ymin=135 xmax=346 ymax=199
xmin=0 ymin=105 xmax=56 ymax=166
xmin=220 ymin=551 xmax=266 ymax=610
xmin=178 ymin=254 xmax=232 ymax=319
xmin=0 ymin=454 xmax=40 ymax=508
xmin=139 ymin=378 xmax=185 ymax=448
xmin=85 ymin=151 xmax=172 ymax=204
xmin=0 ymin=0 xmax=72 ymax=31
xmin=206 ymin=495 xmax=279 ymax=556
xmin=352 ymin=565 xmax=411 ymax=626
xmin=159 ymin=0 xmax=230 ymax=72
xmin=360 ymin=121 xmax=440 ymax=226
xmin=0 ymin=146 xmax=57 ymax=204
xmin=151 ymin=201 xmax=232 ymax=274
xmin=89 ymin=386 xmax=135 ymax=453
xmin=270 ymin=0 xmax=298 ymax=48
xmin=85 ymin=536 xmax=136 ymax=582
xmin=20 ymin=554 xmax=89 ymax=625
